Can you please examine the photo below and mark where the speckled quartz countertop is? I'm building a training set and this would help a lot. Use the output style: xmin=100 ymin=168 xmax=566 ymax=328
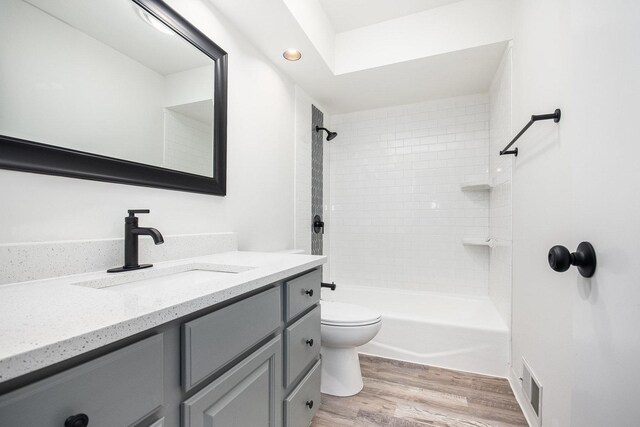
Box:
xmin=0 ymin=251 xmax=325 ymax=384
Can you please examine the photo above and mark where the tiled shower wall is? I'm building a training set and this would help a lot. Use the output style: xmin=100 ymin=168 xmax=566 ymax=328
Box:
xmin=329 ymin=94 xmax=490 ymax=295
xmin=163 ymin=110 xmax=213 ymax=177
xmin=488 ymin=45 xmax=513 ymax=325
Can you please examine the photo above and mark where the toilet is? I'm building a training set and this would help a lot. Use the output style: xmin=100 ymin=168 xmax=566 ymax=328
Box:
xmin=320 ymin=300 xmax=382 ymax=396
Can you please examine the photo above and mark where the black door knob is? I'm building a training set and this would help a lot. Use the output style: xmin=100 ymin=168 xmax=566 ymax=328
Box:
xmin=548 ymin=241 xmax=596 ymax=278
xmin=65 ymin=414 xmax=89 ymax=427
xmin=306 ymin=338 xmax=314 ymax=347
xmin=548 ymin=245 xmax=572 ymax=272
xmin=306 ymin=400 xmax=314 ymax=409
xmin=305 ymin=289 xmax=314 ymax=297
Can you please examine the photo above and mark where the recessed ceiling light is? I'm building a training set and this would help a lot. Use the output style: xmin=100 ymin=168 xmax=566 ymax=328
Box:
xmin=283 ymin=49 xmax=302 ymax=61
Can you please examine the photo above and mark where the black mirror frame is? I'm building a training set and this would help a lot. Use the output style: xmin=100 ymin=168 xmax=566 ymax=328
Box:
xmin=0 ymin=0 xmax=228 ymax=196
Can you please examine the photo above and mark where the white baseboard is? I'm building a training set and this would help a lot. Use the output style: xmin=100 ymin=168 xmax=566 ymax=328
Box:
xmin=508 ymin=365 xmax=539 ymax=427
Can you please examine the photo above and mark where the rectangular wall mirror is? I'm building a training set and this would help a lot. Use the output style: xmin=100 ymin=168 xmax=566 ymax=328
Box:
xmin=0 ymin=0 xmax=228 ymax=195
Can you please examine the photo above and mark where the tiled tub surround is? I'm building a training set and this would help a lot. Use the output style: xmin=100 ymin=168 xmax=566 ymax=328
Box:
xmin=0 ymin=232 xmax=238 ymax=285
xmin=330 ymin=94 xmax=490 ymax=295
xmin=488 ymin=45 xmax=513 ymax=326
xmin=0 ymin=251 xmax=325 ymax=383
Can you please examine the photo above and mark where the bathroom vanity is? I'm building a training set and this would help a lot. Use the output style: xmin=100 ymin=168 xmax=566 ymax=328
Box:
xmin=0 ymin=252 xmax=324 ymax=426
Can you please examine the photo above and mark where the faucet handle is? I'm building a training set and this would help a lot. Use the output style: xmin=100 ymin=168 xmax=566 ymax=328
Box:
xmin=128 ymin=209 xmax=150 ymax=217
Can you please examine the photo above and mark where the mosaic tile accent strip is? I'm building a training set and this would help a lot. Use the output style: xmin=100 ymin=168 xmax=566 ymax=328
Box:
xmin=311 ymin=105 xmax=324 ymax=255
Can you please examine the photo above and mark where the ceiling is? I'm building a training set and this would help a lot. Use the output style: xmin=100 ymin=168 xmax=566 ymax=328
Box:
xmin=319 ymin=0 xmax=465 ymax=32
xmin=210 ymin=0 xmax=513 ymax=113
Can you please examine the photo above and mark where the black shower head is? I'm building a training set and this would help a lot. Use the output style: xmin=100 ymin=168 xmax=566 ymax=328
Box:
xmin=316 ymin=126 xmax=338 ymax=141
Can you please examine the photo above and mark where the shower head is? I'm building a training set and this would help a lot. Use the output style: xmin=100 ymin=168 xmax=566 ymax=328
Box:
xmin=315 ymin=126 xmax=338 ymax=141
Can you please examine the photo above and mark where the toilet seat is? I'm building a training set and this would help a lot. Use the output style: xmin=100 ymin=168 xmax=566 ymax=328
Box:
xmin=320 ymin=301 xmax=382 ymax=327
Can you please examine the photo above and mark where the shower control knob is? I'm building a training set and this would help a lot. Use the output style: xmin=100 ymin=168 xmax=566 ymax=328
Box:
xmin=548 ymin=241 xmax=596 ymax=278
xmin=313 ymin=215 xmax=325 ymax=234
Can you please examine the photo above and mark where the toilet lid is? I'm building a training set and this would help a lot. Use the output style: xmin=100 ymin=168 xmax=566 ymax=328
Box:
xmin=320 ymin=301 xmax=382 ymax=326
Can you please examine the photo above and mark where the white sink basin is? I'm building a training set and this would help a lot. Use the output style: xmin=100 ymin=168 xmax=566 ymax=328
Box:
xmin=103 ymin=270 xmax=234 ymax=293
xmin=71 ymin=263 xmax=253 ymax=291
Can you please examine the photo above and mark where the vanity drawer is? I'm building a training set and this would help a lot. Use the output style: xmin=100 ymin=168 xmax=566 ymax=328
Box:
xmin=285 ymin=306 xmax=321 ymax=387
xmin=182 ymin=286 xmax=281 ymax=391
xmin=284 ymin=359 xmax=321 ymax=427
xmin=0 ymin=335 xmax=164 ymax=427
xmin=285 ymin=268 xmax=321 ymax=321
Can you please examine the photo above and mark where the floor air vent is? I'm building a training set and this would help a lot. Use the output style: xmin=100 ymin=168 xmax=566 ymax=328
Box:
xmin=522 ymin=358 xmax=542 ymax=424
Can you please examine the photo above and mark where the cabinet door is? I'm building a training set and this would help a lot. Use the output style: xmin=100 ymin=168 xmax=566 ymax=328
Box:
xmin=182 ymin=336 xmax=282 ymax=427
xmin=0 ymin=335 xmax=163 ymax=427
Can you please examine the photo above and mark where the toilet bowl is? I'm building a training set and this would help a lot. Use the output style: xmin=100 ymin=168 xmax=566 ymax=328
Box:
xmin=320 ymin=300 xmax=382 ymax=396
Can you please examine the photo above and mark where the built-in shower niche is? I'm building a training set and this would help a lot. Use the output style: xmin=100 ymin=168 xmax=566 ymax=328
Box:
xmin=163 ymin=99 xmax=214 ymax=177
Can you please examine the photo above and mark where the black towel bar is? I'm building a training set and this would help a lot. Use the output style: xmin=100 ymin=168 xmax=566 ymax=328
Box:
xmin=500 ymin=109 xmax=561 ymax=156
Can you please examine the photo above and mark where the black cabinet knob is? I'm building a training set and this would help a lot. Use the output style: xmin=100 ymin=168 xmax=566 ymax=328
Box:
xmin=65 ymin=414 xmax=89 ymax=427
xmin=306 ymin=400 xmax=314 ymax=409
xmin=305 ymin=289 xmax=314 ymax=297
xmin=548 ymin=241 xmax=596 ymax=278
xmin=306 ymin=338 xmax=314 ymax=347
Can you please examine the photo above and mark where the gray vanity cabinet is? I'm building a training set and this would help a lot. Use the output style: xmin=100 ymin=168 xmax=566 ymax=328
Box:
xmin=0 ymin=267 xmax=323 ymax=427
xmin=0 ymin=335 xmax=164 ymax=427
xmin=182 ymin=336 xmax=282 ymax=427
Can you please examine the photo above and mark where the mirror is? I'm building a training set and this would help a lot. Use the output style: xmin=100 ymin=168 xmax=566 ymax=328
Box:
xmin=0 ymin=0 xmax=228 ymax=195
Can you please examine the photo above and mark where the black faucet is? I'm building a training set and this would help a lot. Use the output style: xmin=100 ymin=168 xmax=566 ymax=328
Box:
xmin=107 ymin=210 xmax=164 ymax=273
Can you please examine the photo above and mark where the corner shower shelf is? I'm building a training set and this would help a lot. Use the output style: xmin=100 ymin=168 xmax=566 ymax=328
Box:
xmin=460 ymin=182 xmax=492 ymax=192
xmin=462 ymin=238 xmax=493 ymax=247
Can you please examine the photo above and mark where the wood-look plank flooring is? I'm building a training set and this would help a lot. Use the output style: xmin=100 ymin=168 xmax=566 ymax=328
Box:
xmin=311 ymin=355 xmax=528 ymax=427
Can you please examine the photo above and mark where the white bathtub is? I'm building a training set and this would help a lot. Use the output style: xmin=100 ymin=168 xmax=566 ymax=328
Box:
xmin=321 ymin=286 xmax=509 ymax=377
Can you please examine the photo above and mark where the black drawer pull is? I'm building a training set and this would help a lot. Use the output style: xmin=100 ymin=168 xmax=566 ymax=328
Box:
xmin=65 ymin=414 xmax=89 ymax=427
xmin=306 ymin=339 xmax=314 ymax=347
xmin=304 ymin=289 xmax=314 ymax=297
xmin=306 ymin=400 xmax=314 ymax=409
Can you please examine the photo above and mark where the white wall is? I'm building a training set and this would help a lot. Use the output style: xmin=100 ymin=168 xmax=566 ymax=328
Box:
xmin=0 ymin=0 xmax=296 ymax=253
xmin=329 ymin=94 xmax=490 ymax=294
xmin=510 ymin=0 xmax=640 ymax=425
xmin=488 ymin=45 xmax=513 ymax=326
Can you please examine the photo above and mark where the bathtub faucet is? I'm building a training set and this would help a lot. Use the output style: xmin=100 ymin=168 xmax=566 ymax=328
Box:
xmin=321 ymin=282 xmax=337 ymax=291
